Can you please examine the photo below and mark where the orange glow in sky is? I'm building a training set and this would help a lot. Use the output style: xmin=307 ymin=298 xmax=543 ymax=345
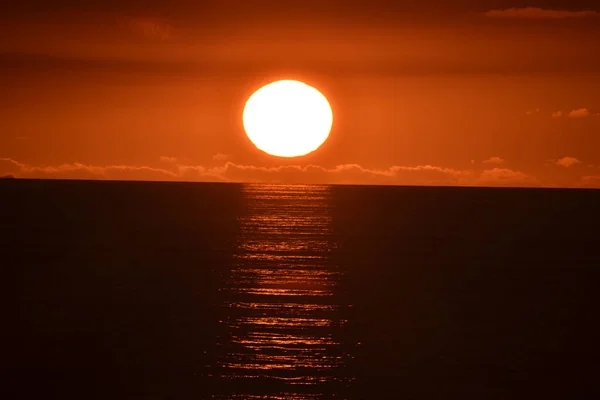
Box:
xmin=0 ymin=1 xmax=599 ymax=188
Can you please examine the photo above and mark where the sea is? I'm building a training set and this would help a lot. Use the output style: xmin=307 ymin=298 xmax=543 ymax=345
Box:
xmin=3 ymin=179 xmax=600 ymax=399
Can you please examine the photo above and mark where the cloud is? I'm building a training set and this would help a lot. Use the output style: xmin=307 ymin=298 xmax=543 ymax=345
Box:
xmin=122 ymin=17 xmax=173 ymax=40
xmin=186 ymin=162 xmax=472 ymax=186
xmin=159 ymin=156 xmax=178 ymax=163
xmin=483 ymin=157 xmax=504 ymax=165
xmin=552 ymin=111 xmax=563 ymax=118
xmin=568 ymin=108 xmax=591 ymax=118
xmin=579 ymin=176 xmax=600 ymax=188
xmin=1 ymin=158 xmax=545 ymax=188
xmin=0 ymin=158 xmax=469 ymax=186
xmin=0 ymin=158 xmax=178 ymax=181
xmin=556 ymin=157 xmax=581 ymax=167
xmin=212 ymin=153 xmax=230 ymax=161
xmin=0 ymin=158 xmax=22 ymax=176
xmin=476 ymin=168 xmax=540 ymax=187
xmin=483 ymin=7 xmax=600 ymax=19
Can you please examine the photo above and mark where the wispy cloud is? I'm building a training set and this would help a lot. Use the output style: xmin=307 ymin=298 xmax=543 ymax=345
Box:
xmin=476 ymin=168 xmax=540 ymax=187
xmin=483 ymin=157 xmax=504 ymax=165
xmin=556 ymin=157 xmax=581 ymax=167
xmin=0 ymin=158 xmax=178 ymax=181
xmin=568 ymin=108 xmax=591 ymax=118
xmin=579 ymin=176 xmax=600 ymax=188
xmin=159 ymin=156 xmax=178 ymax=163
xmin=122 ymin=17 xmax=173 ymax=40
xmin=1 ymin=158 xmax=546 ymax=187
xmin=552 ymin=111 xmax=563 ymax=118
xmin=179 ymin=162 xmax=473 ymax=186
xmin=212 ymin=153 xmax=230 ymax=161
xmin=484 ymin=7 xmax=600 ymax=19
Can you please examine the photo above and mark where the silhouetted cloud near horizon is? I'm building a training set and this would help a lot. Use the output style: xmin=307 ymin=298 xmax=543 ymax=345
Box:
xmin=0 ymin=157 xmax=559 ymax=188
xmin=0 ymin=158 xmax=178 ymax=181
xmin=196 ymin=162 xmax=475 ymax=186
xmin=484 ymin=7 xmax=600 ymax=19
xmin=556 ymin=157 xmax=581 ymax=167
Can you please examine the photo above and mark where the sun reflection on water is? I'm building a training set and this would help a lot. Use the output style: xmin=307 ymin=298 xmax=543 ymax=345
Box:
xmin=215 ymin=184 xmax=352 ymax=399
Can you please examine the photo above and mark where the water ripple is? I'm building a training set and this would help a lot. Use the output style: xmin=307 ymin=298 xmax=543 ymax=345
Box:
xmin=215 ymin=184 xmax=352 ymax=398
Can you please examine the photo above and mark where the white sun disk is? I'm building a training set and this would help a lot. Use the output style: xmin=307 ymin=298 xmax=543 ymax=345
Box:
xmin=243 ymin=80 xmax=333 ymax=157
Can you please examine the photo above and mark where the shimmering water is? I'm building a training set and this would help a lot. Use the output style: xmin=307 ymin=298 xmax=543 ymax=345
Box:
xmin=3 ymin=180 xmax=600 ymax=399
xmin=214 ymin=185 xmax=351 ymax=398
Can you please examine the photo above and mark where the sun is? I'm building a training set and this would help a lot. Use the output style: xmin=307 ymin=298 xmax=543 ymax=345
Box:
xmin=242 ymin=80 xmax=333 ymax=158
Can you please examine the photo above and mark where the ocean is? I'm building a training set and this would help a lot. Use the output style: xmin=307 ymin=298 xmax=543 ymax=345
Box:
xmin=3 ymin=179 xmax=600 ymax=398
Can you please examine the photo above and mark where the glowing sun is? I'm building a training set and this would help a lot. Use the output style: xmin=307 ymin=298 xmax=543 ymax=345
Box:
xmin=243 ymin=80 xmax=333 ymax=158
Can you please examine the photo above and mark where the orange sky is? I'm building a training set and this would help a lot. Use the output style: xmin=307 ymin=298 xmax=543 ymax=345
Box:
xmin=1 ymin=1 xmax=599 ymax=187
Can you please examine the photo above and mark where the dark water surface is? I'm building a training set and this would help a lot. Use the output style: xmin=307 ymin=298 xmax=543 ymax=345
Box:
xmin=3 ymin=180 xmax=600 ymax=398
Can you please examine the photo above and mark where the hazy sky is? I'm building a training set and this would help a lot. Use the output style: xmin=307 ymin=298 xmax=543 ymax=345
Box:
xmin=2 ymin=1 xmax=599 ymax=187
